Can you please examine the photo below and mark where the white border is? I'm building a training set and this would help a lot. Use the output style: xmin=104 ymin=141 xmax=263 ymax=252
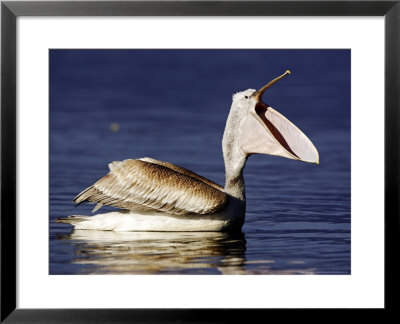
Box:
xmin=17 ymin=17 xmax=384 ymax=308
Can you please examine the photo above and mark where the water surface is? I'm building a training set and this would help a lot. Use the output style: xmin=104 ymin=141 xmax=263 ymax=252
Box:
xmin=50 ymin=49 xmax=350 ymax=274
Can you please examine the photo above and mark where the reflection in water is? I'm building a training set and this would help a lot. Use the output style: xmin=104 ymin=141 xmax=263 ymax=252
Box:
xmin=57 ymin=230 xmax=247 ymax=274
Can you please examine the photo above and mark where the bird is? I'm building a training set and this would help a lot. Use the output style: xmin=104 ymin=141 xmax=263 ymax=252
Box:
xmin=56 ymin=70 xmax=319 ymax=232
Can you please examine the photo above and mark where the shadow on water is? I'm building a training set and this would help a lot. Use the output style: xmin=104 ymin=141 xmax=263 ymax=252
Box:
xmin=55 ymin=230 xmax=247 ymax=274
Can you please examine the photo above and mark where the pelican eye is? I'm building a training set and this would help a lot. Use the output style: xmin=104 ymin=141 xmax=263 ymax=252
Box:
xmin=244 ymin=96 xmax=248 ymax=99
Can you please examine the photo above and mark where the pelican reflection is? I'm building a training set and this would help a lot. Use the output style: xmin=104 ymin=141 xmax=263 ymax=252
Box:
xmin=56 ymin=230 xmax=246 ymax=274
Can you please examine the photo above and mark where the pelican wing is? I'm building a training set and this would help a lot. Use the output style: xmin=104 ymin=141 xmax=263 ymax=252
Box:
xmin=139 ymin=157 xmax=224 ymax=191
xmin=73 ymin=158 xmax=227 ymax=216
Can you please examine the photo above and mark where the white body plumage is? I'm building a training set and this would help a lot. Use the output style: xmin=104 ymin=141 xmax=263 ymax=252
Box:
xmin=62 ymin=198 xmax=245 ymax=232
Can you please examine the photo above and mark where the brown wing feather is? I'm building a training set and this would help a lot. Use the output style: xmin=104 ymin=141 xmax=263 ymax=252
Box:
xmin=73 ymin=159 xmax=227 ymax=216
xmin=139 ymin=157 xmax=224 ymax=191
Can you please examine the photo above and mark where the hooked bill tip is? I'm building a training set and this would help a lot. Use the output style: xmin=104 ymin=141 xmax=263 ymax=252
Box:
xmin=253 ymin=70 xmax=292 ymax=101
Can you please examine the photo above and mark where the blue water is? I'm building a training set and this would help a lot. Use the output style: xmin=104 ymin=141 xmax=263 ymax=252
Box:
xmin=49 ymin=49 xmax=350 ymax=275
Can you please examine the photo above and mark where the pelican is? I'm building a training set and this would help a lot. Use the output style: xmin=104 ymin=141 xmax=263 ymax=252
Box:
xmin=56 ymin=70 xmax=319 ymax=232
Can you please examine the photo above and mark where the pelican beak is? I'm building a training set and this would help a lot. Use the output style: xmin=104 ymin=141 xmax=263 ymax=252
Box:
xmin=239 ymin=71 xmax=319 ymax=164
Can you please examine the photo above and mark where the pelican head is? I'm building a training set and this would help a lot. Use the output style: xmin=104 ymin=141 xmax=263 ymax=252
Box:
xmin=222 ymin=70 xmax=319 ymax=200
xmin=225 ymin=70 xmax=319 ymax=164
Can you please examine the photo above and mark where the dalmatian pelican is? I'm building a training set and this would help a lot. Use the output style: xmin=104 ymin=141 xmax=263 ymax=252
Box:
xmin=57 ymin=70 xmax=319 ymax=232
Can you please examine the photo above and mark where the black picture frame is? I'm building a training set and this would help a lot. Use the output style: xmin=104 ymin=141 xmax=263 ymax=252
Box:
xmin=1 ymin=0 xmax=399 ymax=322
